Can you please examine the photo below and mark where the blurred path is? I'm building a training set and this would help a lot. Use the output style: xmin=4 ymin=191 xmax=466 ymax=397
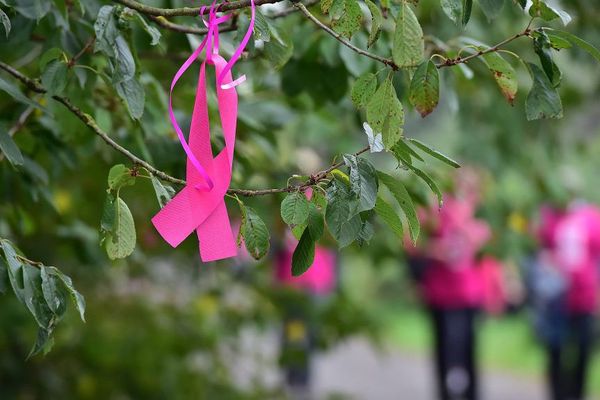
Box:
xmin=312 ymin=337 xmax=545 ymax=400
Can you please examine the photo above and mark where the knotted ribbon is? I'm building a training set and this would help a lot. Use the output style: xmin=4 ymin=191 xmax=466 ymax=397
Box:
xmin=152 ymin=0 xmax=255 ymax=262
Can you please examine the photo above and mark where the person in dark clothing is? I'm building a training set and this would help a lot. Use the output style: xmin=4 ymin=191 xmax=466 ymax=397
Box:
xmin=407 ymin=189 xmax=493 ymax=400
xmin=531 ymin=204 xmax=600 ymax=400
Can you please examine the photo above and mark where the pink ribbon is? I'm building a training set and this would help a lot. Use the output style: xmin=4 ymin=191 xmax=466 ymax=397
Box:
xmin=152 ymin=0 xmax=255 ymax=262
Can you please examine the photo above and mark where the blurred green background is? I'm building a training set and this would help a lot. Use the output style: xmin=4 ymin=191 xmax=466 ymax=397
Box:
xmin=1 ymin=0 xmax=600 ymax=398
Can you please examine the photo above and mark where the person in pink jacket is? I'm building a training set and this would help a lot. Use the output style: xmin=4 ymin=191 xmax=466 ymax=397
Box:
xmin=532 ymin=203 xmax=600 ymax=400
xmin=406 ymin=173 xmax=493 ymax=400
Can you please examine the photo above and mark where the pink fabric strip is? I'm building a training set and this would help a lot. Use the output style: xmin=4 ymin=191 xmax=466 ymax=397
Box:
xmin=152 ymin=0 xmax=254 ymax=262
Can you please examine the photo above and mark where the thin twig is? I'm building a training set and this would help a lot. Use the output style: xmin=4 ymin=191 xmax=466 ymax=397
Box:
xmin=68 ymin=37 xmax=95 ymax=67
xmin=148 ymin=15 xmax=237 ymax=35
xmin=438 ymin=29 xmax=532 ymax=68
xmin=113 ymin=0 xmax=285 ymax=17
xmin=0 ymin=61 xmax=370 ymax=196
xmin=270 ymin=0 xmax=319 ymax=18
xmin=294 ymin=3 xmax=398 ymax=70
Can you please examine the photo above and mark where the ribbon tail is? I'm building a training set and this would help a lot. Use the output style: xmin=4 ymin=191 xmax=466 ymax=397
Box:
xmin=152 ymin=187 xmax=198 ymax=248
xmin=197 ymin=201 xmax=237 ymax=262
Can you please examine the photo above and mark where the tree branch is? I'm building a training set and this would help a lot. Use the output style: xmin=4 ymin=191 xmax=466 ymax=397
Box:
xmin=147 ymin=15 xmax=237 ymax=35
xmin=438 ymin=29 xmax=532 ymax=68
xmin=113 ymin=0 xmax=285 ymax=17
xmin=294 ymin=3 xmax=398 ymax=70
xmin=0 ymin=61 xmax=370 ymax=197
xmin=296 ymin=2 xmax=531 ymax=71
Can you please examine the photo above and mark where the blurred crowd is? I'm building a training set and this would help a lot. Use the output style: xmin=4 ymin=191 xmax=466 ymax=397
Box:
xmin=273 ymin=169 xmax=600 ymax=400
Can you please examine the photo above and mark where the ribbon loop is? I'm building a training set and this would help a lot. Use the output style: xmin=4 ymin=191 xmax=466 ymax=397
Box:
xmin=152 ymin=0 xmax=255 ymax=262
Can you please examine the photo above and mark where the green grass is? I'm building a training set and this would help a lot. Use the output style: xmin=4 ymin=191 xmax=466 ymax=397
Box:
xmin=382 ymin=306 xmax=600 ymax=395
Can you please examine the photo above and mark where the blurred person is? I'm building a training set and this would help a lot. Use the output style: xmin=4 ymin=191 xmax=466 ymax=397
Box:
xmin=528 ymin=203 xmax=600 ymax=400
xmin=274 ymin=232 xmax=337 ymax=399
xmin=406 ymin=171 xmax=494 ymax=400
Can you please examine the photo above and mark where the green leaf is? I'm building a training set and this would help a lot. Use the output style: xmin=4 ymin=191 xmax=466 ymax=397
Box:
xmin=39 ymin=48 xmax=65 ymax=72
xmin=103 ymin=197 xmax=137 ymax=260
xmin=365 ymin=0 xmax=382 ymax=48
xmin=253 ymin=9 xmax=271 ymax=42
xmin=408 ymin=138 xmax=461 ymax=168
xmin=0 ymin=256 xmax=6 ymax=294
xmin=374 ymin=195 xmax=403 ymax=238
xmin=0 ymin=76 xmax=47 ymax=112
xmin=393 ymin=2 xmax=424 ymax=67
xmin=545 ymin=32 xmax=572 ymax=50
xmin=478 ymin=0 xmax=504 ymax=20
xmin=94 ymin=6 xmax=118 ymax=57
xmin=100 ymin=193 xmax=116 ymax=233
xmin=358 ymin=220 xmax=374 ymax=245
xmin=112 ymin=35 xmax=136 ymax=84
xmin=1 ymin=240 xmax=27 ymax=304
xmin=0 ymin=7 xmax=10 ymax=37
xmin=281 ymin=192 xmax=310 ymax=226
xmin=13 ymin=0 xmax=51 ymax=20
xmin=529 ymin=0 xmax=571 ymax=26
xmin=392 ymin=139 xmax=422 ymax=165
xmin=325 ymin=181 xmax=362 ymax=247
xmin=366 ymin=76 xmax=404 ymax=149
xmin=133 ymin=12 xmax=161 ymax=45
xmin=343 ymin=155 xmax=378 ymax=212
xmin=351 ymin=72 xmax=377 ymax=109
xmin=41 ymin=60 xmax=69 ymax=96
xmin=263 ymin=25 xmax=294 ymax=69
xmin=441 ymin=0 xmax=473 ymax=28
xmin=107 ymin=164 xmax=136 ymax=192
xmin=291 ymin=229 xmax=316 ymax=276
xmin=331 ymin=0 xmax=362 ymax=38
xmin=40 ymin=266 xmax=67 ymax=316
xmin=525 ymin=62 xmax=563 ymax=121
xmin=377 ymin=171 xmax=419 ymax=243
xmin=241 ymin=206 xmax=270 ymax=260
xmin=545 ymin=29 xmax=600 ymax=63
xmin=409 ymin=60 xmax=440 ymax=117
xmin=405 ymin=163 xmax=443 ymax=208
xmin=22 ymin=264 xmax=55 ymax=330
xmin=29 ymin=328 xmax=54 ymax=358
xmin=481 ymin=51 xmax=518 ymax=105
xmin=321 ymin=0 xmax=335 ymax=14
xmin=115 ymin=77 xmax=145 ymax=120
xmin=45 ymin=266 xmax=86 ymax=322
xmin=307 ymin=203 xmax=325 ymax=240
xmin=151 ymin=176 xmax=175 ymax=208
xmin=0 ymin=127 xmax=24 ymax=167
xmin=533 ymin=30 xmax=561 ymax=88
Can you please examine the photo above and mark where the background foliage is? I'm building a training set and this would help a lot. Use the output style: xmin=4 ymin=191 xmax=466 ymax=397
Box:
xmin=1 ymin=0 xmax=600 ymax=397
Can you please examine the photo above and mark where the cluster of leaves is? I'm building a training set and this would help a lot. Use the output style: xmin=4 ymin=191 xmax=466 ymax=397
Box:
xmin=0 ymin=239 xmax=85 ymax=356
xmin=93 ymin=5 xmax=160 ymax=119
xmin=1 ymin=0 xmax=600 ymax=361
xmin=247 ymin=135 xmax=460 ymax=277
xmin=100 ymin=164 xmax=174 ymax=260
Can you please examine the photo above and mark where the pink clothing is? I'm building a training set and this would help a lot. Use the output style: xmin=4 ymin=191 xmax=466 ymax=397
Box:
xmin=422 ymin=259 xmax=484 ymax=309
xmin=478 ymin=257 xmax=506 ymax=315
xmin=414 ymin=194 xmax=491 ymax=309
xmin=275 ymin=240 xmax=336 ymax=296
xmin=541 ymin=204 xmax=600 ymax=313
